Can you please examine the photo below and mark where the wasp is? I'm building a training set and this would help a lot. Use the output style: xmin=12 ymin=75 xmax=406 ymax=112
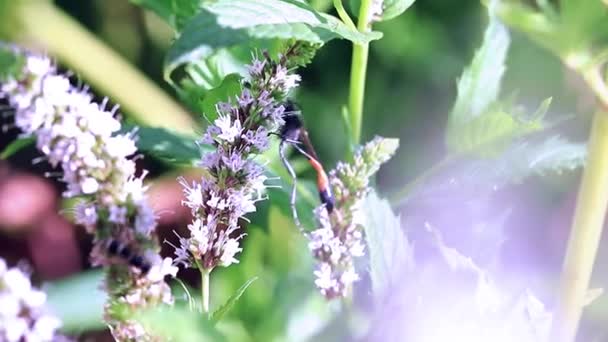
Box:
xmin=104 ymin=239 xmax=151 ymax=274
xmin=278 ymin=101 xmax=335 ymax=231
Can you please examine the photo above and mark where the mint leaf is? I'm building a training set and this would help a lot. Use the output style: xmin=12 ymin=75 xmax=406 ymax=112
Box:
xmin=165 ymin=0 xmax=381 ymax=76
xmin=198 ymin=74 xmax=242 ymax=122
xmin=422 ymin=136 xmax=586 ymax=198
xmin=381 ymin=0 xmax=416 ymax=21
xmin=130 ymin=0 xmax=201 ymax=30
xmin=210 ymin=277 xmax=258 ymax=323
xmin=0 ymin=136 xmax=34 ymax=160
xmin=46 ymin=270 xmax=106 ymax=333
xmin=0 ymin=44 xmax=24 ymax=81
xmin=133 ymin=126 xmax=205 ymax=166
xmin=138 ymin=306 xmax=225 ymax=341
xmin=446 ymin=6 xmax=510 ymax=152
xmin=448 ymin=100 xmax=548 ymax=156
xmin=363 ymin=191 xmax=413 ymax=300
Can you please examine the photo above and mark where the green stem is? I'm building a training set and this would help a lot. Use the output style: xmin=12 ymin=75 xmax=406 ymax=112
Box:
xmin=348 ymin=0 xmax=374 ymax=146
xmin=549 ymin=110 xmax=608 ymax=342
xmin=201 ymin=268 xmax=210 ymax=315
xmin=12 ymin=1 xmax=196 ymax=135
xmin=333 ymin=0 xmax=357 ymax=31
xmin=549 ymin=60 xmax=608 ymax=342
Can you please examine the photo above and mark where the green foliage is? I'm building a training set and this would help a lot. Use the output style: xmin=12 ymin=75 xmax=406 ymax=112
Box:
xmin=446 ymin=6 xmax=511 ymax=154
xmin=0 ymin=136 xmax=34 ymax=159
xmin=137 ymin=306 xmax=225 ymax=341
xmin=444 ymin=135 xmax=586 ymax=191
xmin=133 ymin=126 xmax=209 ymax=166
xmin=173 ymin=47 xmax=251 ymax=112
xmin=0 ymin=44 xmax=23 ymax=81
xmin=363 ymin=191 xmax=413 ymax=300
xmin=45 ymin=270 xmax=106 ymax=333
xmin=129 ymin=0 xmax=201 ymax=30
xmin=164 ymin=0 xmax=381 ymax=77
xmin=494 ymin=0 xmax=608 ymax=65
xmin=211 ymin=277 xmax=258 ymax=323
xmin=381 ymin=0 xmax=417 ymax=21
xmin=198 ymin=73 xmax=242 ymax=122
xmin=448 ymin=99 xmax=549 ymax=156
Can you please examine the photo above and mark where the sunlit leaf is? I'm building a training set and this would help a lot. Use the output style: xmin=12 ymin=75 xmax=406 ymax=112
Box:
xmin=130 ymin=0 xmax=202 ymax=30
xmin=446 ymin=5 xmax=510 ymax=152
xmin=0 ymin=136 xmax=34 ymax=159
xmin=419 ymin=136 xmax=586 ymax=199
xmin=0 ymin=43 xmax=24 ymax=81
xmin=198 ymin=73 xmax=242 ymax=122
xmin=165 ymin=0 xmax=381 ymax=76
xmin=133 ymin=126 xmax=206 ymax=166
xmin=138 ymin=306 xmax=225 ymax=341
xmin=448 ymin=101 xmax=546 ymax=156
xmin=211 ymin=277 xmax=258 ymax=323
xmin=363 ymin=191 xmax=413 ymax=299
xmin=45 ymin=270 xmax=106 ymax=333
xmin=380 ymin=0 xmax=416 ymax=21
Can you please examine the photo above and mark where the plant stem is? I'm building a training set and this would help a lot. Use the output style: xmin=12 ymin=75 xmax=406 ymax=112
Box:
xmin=201 ymin=267 xmax=211 ymax=316
xmin=13 ymin=1 xmax=196 ymax=135
xmin=549 ymin=110 xmax=608 ymax=342
xmin=348 ymin=0 xmax=374 ymax=146
xmin=333 ymin=0 xmax=357 ymax=30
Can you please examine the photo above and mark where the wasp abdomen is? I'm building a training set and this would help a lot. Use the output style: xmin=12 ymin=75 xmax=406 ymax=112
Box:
xmin=106 ymin=239 xmax=151 ymax=274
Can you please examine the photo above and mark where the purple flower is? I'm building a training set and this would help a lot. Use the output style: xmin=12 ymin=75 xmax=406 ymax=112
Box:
xmin=174 ymin=52 xmax=301 ymax=272
xmin=1 ymin=51 xmax=174 ymax=339
xmin=222 ymin=152 xmax=245 ymax=172
xmin=308 ymin=137 xmax=398 ymax=299
xmin=0 ymin=258 xmax=62 ymax=342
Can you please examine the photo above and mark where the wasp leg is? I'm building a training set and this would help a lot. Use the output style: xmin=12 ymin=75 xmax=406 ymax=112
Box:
xmin=279 ymin=140 xmax=306 ymax=235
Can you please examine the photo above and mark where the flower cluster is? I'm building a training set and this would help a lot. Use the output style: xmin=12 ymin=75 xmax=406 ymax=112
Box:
xmin=174 ymin=50 xmax=300 ymax=271
xmin=0 ymin=51 xmax=173 ymax=339
xmin=0 ymin=258 xmax=62 ymax=342
xmin=308 ymin=137 xmax=398 ymax=299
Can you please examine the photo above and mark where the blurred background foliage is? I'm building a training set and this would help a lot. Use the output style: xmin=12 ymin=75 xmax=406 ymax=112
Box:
xmin=0 ymin=0 xmax=606 ymax=340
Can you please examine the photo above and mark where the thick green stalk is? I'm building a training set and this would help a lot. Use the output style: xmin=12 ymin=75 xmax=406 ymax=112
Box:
xmin=348 ymin=0 xmax=374 ymax=145
xmin=13 ymin=1 xmax=196 ymax=135
xmin=549 ymin=110 xmax=608 ymax=342
xmin=201 ymin=269 xmax=210 ymax=315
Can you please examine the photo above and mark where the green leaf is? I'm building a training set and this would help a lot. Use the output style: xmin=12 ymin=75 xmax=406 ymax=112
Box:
xmin=448 ymin=99 xmax=547 ymax=156
xmin=137 ymin=306 xmax=225 ymax=341
xmin=0 ymin=136 xmax=34 ymax=159
xmin=0 ymin=43 xmax=24 ymax=81
xmin=46 ymin=270 xmax=106 ymax=333
xmin=423 ymin=136 xmax=586 ymax=197
xmin=130 ymin=0 xmax=202 ymax=30
xmin=133 ymin=126 xmax=208 ymax=166
xmin=211 ymin=277 xmax=258 ymax=323
xmin=198 ymin=73 xmax=242 ymax=122
xmin=165 ymin=0 xmax=381 ymax=76
xmin=446 ymin=6 xmax=510 ymax=150
xmin=363 ymin=191 xmax=413 ymax=300
xmin=381 ymin=0 xmax=416 ymax=21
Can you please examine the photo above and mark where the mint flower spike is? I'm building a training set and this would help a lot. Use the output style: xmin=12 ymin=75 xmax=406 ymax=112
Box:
xmin=309 ymin=136 xmax=399 ymax=299
xmin=0 ymin=258 xmax=63 ymax=342
xmin=174 ymin=50 xmax=301 ymax=273
xmin=0 ymin=51 xmax=177 ymax=340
